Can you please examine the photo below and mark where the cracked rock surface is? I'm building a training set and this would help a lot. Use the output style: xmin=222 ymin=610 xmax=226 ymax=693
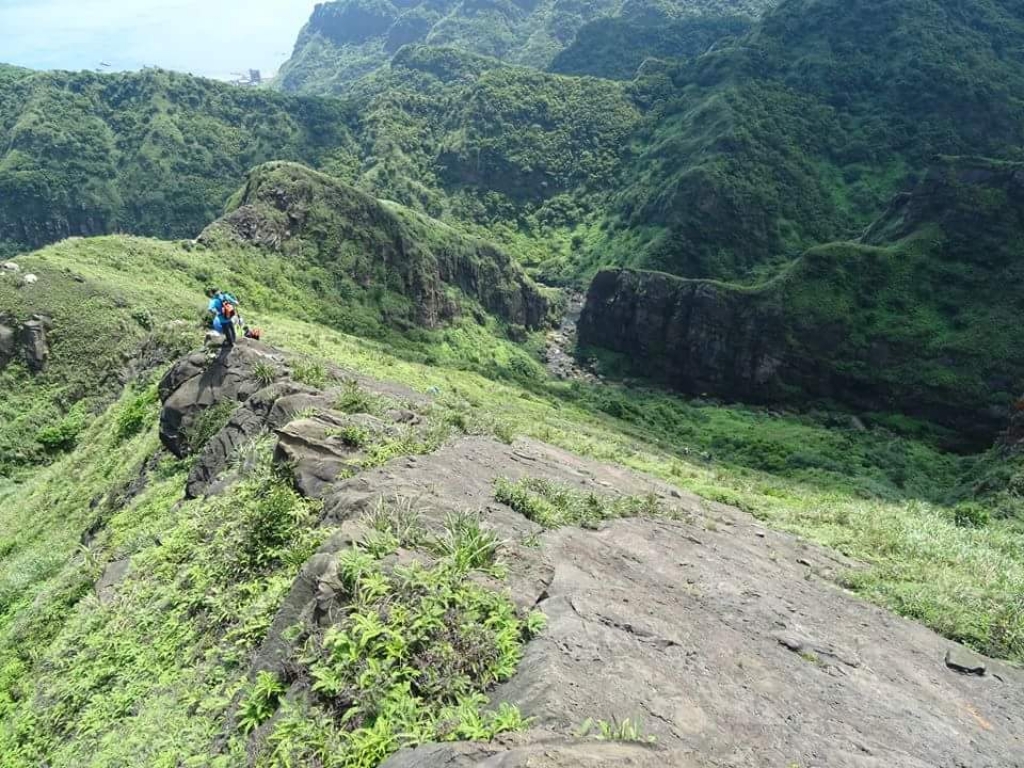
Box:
xmin=314 ymin=437 xmax=1024 ymax=768
xmin=161 ymin=348 xmax=1024 ymax=768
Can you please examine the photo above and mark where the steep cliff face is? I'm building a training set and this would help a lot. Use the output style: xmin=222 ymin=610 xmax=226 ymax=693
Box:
xmin=578 ymin=269 xmax=785 ymax=400
xmin=201 ymin=162 xmax=549 ymax=330
xmin=579 ymin=158 xmax=1024 ymax=445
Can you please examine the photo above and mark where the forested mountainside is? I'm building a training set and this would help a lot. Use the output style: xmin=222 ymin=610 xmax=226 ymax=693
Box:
xmin=277 ymin=0 xmax=776 ymax=95
xmin=9 ymin=0 xmax=1024 ymax=288
xmin=579 ymin=157 xmax=1024 ymax=448
xmin=0 ymin=66 xmax=356 ymax=257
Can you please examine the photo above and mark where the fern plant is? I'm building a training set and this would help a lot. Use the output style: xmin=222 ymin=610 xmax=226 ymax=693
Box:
xmin=239 ymin=671 xmax=287 ymax=734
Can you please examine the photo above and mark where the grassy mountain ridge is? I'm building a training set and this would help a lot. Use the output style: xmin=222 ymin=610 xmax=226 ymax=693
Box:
xmin=202 ymin=161 xmax=550 ymax=332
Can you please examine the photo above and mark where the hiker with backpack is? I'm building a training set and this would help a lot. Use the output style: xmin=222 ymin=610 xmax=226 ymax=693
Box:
xmin=206 ymin=287 xmax=240 ymax=347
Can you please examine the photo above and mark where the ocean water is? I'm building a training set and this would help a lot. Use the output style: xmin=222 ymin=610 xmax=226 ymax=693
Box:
xmin=0 ymin=0 xmax=318 ymax=78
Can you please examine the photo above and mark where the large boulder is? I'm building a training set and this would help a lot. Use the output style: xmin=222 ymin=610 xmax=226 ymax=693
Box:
xmin=0 ymin=323 xmax=15 ymax=367
xmin=19 ymin=319 xmax=49 ymax=372
xmin=158 ymin=342 xmax=286 ymax=458
xmin=184 ymin=382 xmax=326 ymax=499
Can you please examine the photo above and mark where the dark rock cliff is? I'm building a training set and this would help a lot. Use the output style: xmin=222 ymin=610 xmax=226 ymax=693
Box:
xmin=578 ymin=158 xmax=1024 ymax=445
xmin=577 ymin=269 xmax=785 ymax=401
xmin=0 ymin=313 xmax=50 ymax=372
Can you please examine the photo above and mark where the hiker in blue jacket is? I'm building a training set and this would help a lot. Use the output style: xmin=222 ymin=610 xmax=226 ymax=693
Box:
xmin=206 ymin=287 xmax=240 ymax=347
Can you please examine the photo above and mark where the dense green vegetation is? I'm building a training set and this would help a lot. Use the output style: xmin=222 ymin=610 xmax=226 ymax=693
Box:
xmin=0 ymin=66 xmax=356 ymax=257
xmin=595 ymin=0 xmax=1024 ymax=279
xmin=278 ymin=0 xmax=776 ymax=95
xmin=549 ymin=15 xmax=752 ymax=80
xmin=578 ymin=156 xmax=1024 ymax=447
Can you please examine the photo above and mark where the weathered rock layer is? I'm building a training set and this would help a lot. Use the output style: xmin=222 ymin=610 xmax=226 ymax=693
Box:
xmin=153 ymin=345 xmax=1024 ymax=768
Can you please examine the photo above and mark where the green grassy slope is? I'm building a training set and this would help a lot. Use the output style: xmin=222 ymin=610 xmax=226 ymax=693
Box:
xmin=1 ymin=233 xmax=1021 ymax=767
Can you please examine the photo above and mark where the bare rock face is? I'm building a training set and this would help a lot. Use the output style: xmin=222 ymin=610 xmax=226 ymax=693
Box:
xmin=19 ymin=319 xmax=49 ymax=372
xmin=578 ymin=269 xmax=784 ymax=401
xmin=234 ymin=432 xmax=1024 ymax=768
xmin=0 ymin=323 xmax=15 ymax=367
xmin=380 ymin=737 xmax=685 ymax=767
xmin=158 ymin=343 xmax=286 ymax=458
xmin=0 ymin=316 xmax=50 ymax=373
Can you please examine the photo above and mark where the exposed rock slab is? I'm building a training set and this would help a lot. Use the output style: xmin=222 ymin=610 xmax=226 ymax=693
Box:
xmin=298 ymin=437 xmax=1024 ymax=768
xmin=274 ymin=412 xmax=398 ymax=499
xmin=381 ymin=735 xmax=689 ymax=767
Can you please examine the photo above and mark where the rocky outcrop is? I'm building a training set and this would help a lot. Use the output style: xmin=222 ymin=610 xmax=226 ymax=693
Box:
xmin=20 ymin=319 xmax=49 ymax=372
xmin=184 ymin=382 xmax=326 ymax=498
xmin=158 ymin=343 xmax=288 ymax=459
xmin=154 ymin=343 xmax=1024 ymax=766
xmin=275 ymin=412 xmax=407 ymax=499
xmin=200 ymin=163 xmax=549 ymax=330
xmin=578 ymin=269 xmax=785 ymax=400
xmin=255 ymin=433 xmax=1024 ymax=767
xmin=0 ymin=323 xmax=14 ymax=366
xmin=159 ymin=344 xmax=432 ymax=499
xmin=0 ymin=314 xmax=51 ymax=372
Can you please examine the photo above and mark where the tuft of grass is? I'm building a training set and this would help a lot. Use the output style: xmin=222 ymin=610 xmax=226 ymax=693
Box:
xmin=578 ymin=716 xmax=654 ymax=743
xmin=433 ymin=512 xmax=502 ymax=575
xmin=364 ymin=496 xmax=428 ymax=550
xmin=35 ymin=404 xmax=89 ymax=454
xmin=252 ymin=361 xmax=278 ymax=388
xmin=292 ymin=359 xmax=329 ymax=389
xmin=358 ymin=424 xmax=452 ymax=469
xmin=115 ymin=385 xmax=159 ymax=443
xmin=334 ymin=380 xmax=384 ymax=415
xmin=239 ymin=671 xmax=287 ymax=734
xmin=183 ymin=400 xmax=237 ymax=456
xmin=495 ymin=476 xmax=665 ymax=529
xmin=330 ymin=424 xmax=372 ymax=449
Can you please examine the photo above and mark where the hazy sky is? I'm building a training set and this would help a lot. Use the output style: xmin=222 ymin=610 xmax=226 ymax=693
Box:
xmin=0 ymin=0 xmax=320 ymax=79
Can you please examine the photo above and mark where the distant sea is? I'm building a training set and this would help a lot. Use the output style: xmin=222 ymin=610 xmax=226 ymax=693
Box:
xmin=0 ymin=0 xmax=318 ymax=79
